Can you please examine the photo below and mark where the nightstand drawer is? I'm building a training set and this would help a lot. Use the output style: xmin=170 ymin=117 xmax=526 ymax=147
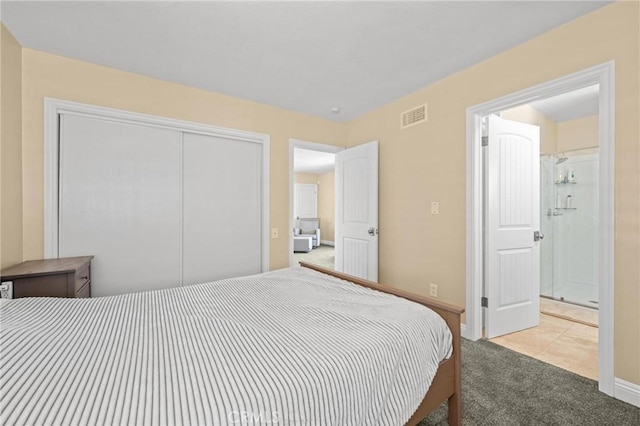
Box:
xmin=13 ymin=275 xmax=68 ymax=298
xmin=75 ymin=265 xmax=91 ymax=291
xmin=76 ymin=281 xmax=91 ymax=298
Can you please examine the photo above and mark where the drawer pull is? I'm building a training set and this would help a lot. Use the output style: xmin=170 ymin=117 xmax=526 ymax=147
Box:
xmin=80 ymin=276 xmax=89 ymax=280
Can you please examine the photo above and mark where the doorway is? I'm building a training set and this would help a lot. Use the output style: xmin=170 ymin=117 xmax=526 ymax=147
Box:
xmin=289 ymin=139 xmax=380 ymax=281
xmin=486 ymin=85 xmax=601 ymax=380
xmin=465 ymin=62 xmax=615 ymax=395
xmin=289 ymin=139 xmax=342 ymax=269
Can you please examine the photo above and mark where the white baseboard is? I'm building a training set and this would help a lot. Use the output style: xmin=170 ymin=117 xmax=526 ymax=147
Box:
xmin=614 ymin=378 xmax=640 ymax=407
xmin=460 ymin=323 xmax=469 ymax=339
xmin=320 ymin=240 xmax=335 ymax=246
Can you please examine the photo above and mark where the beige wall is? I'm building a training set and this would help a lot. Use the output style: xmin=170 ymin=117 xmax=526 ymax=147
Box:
xmin=501 ymin=105 xmax=558 ymax=154
xmin=502 ymin=106 xmax=598 ymax=155
xmin=294 ymin=173 xmax=318 ymax=185
xmin=318 ymin=171 xmax=335 ymax=243
xmin=346 ymin=2 xmax=639 ymax=384
xmin=20 ymin=49 xmax=347 ymax=271
xmin=294 ymin=172 xmax=334 ymax=242
xmin=0 ymin=25 xmax=23 ymax=269
xmin=557 ymin=115 xmax=599 ymax=152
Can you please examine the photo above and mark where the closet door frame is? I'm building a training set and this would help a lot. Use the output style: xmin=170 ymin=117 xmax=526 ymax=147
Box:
xmin=44 ymin=98 xmax=270 ymax=273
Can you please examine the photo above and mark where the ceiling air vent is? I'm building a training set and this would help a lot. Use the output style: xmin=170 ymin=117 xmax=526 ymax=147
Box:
xmin=401 ymin=104 xmax=427 ymax=129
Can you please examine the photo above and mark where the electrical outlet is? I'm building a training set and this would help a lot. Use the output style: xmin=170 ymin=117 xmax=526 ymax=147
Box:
xmin=431 ymin=201 xmax=439 ymax=215
xmin=429 ymin=283 xmax=438 ymax=298
xmin=0 ymin=281 xmax=13 ymax=299
xmin=271 ymin=228 xmax=279 ymax=238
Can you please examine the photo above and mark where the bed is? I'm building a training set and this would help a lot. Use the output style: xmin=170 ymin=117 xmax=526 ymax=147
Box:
xmin=300 ymin=263 xmax=463 ymax=426
xmin=0 ymin=263 xmax=462 ymax=426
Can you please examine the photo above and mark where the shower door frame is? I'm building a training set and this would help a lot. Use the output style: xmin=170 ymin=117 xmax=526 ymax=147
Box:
xmin=464 ymin=62 xmax=615 ymax=396
xmin=543 ymin=152 xmax=600 ymax=307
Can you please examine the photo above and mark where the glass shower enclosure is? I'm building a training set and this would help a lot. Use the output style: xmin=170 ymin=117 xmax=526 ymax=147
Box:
xmin=540 ymin=150 xmax=599 ymax=308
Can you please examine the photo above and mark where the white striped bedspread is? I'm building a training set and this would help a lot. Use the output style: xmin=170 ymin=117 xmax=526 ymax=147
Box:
xmin=0 ymin=267 xmax=452 ymax=426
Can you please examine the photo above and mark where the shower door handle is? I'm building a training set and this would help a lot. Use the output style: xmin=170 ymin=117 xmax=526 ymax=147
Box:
xmin=546 ymin=208 xmax=563 ymax=217
xmin=534 ymin=231 xmax=544 ymax=241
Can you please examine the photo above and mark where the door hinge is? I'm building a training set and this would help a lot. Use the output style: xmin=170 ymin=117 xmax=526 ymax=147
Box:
xmin=481 ymin=136 xmax=488 ymax=147
xmin=481 ymin=297 xmax=488 ymax=307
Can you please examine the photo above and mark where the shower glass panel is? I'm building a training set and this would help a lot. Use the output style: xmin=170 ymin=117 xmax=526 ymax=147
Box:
xmin=539 ymin=151 xmax=599 ymax=308
xmin=540 ymin=155 xmax=555 ymax=298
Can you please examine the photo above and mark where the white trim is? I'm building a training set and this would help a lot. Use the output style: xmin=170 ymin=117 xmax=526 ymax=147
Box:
xmin=179 ymin=132 xmax=184 ymax=285
xmin=460 ymin=323 xmax=468 ymax=339
xmin=289 ymin=139 xmax=344 ymax=267
xmin=465 ymin=110 xmax=484 ymax=342
xmin=614 ymin=378 xmax=640 ymax=408
xmin=261 ymin=135 xmax=271 ymax=272
xmin=44 ymin=98 xmax=270 ymax=273
xmin=320 ymin=240 xmax=335 ymax=247
xmin=465 ymin=62 xmax=615 ymax=396
xmin=596 ymin=63 xmax=615 ymax=396
xmin=43 ymin=100 xmax=60 ymax=259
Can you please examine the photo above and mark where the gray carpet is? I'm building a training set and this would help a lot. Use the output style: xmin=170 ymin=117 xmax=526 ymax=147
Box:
xmin=293 ymin=244 xmax=335 ymax=270
xmin=420 ymin=339 xmax=639 ymax=425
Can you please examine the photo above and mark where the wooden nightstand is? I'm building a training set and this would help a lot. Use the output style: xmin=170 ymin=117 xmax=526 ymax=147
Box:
xmin=0 ymin=256 xmax=94 ymax=299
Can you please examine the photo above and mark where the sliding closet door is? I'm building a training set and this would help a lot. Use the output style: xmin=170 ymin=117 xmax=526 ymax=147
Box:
xmin=182 ymin=133 xmax=262 ymax=285
xmin=59 ymin=114 xmax=182 ymax=296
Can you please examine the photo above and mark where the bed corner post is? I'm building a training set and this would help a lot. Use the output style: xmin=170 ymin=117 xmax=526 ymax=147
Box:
xmin=447 ymin=311 xmax=463 ymax=426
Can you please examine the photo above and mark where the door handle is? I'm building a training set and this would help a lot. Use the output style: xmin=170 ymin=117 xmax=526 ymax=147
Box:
xmin=534 ymin=231 xmax=544 ymax=241
xmin=368 ymin=227 xmax=378 ymax=236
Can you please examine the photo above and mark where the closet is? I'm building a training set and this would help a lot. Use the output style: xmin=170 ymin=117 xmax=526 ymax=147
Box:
xmin=57 ymin=111 xmax=266 ymax=297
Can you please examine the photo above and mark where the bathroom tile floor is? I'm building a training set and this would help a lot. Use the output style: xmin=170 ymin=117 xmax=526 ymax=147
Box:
xmin=490 ymin=313 xmax=598 ymax=380
xmin=540 ymin=297 xmax=598 ymax=327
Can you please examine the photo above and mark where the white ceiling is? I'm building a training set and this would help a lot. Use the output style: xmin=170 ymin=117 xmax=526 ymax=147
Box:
xmin=294 ymin=148 xmax=335 ymax=174
xmin=530 ymin=84 xmax=599 ymax=122
xmin=1 ymin=1 xmax=610 ymax=122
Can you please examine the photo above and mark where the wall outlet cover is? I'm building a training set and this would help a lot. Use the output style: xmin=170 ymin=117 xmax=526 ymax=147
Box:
xmin=429 ymin=283 xmax=438 ymax=298
xmin=0 ymin=281 xmax=14 ymax=299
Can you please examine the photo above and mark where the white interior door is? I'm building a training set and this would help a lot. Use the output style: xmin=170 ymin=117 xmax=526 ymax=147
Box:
xmin=294 ymin=184 xmax=317 ymax=219
xmin=59 ymin=114 xmax=182 ymax=296
xmin=182 ymin=132 xmax=263 ymax=285
xmin=335 ymin=141 xmax=378 ymax=281
xmin=485 ymin=116 xmax=541 ymax=338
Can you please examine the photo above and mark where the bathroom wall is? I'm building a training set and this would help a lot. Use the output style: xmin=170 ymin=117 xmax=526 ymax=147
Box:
xmin=557 ymin=115 xmax=599 ymax=152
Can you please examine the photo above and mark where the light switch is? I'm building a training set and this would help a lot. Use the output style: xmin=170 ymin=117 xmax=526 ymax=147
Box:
xmin=431 ymin=201 xmax=439 ymax=215
xmin=271 ymin=228 xmax=279 ymax=238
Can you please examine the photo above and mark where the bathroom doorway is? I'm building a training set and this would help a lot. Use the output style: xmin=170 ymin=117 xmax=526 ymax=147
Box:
xmin=490 ymin=85 xmax=601 ymax=380
xmin=465 ymin=62 xmax=615 ymax=395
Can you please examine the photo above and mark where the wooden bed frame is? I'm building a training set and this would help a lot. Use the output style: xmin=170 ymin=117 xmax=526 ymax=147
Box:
xmin=300 ymin=262 xmax=464 ymax=426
